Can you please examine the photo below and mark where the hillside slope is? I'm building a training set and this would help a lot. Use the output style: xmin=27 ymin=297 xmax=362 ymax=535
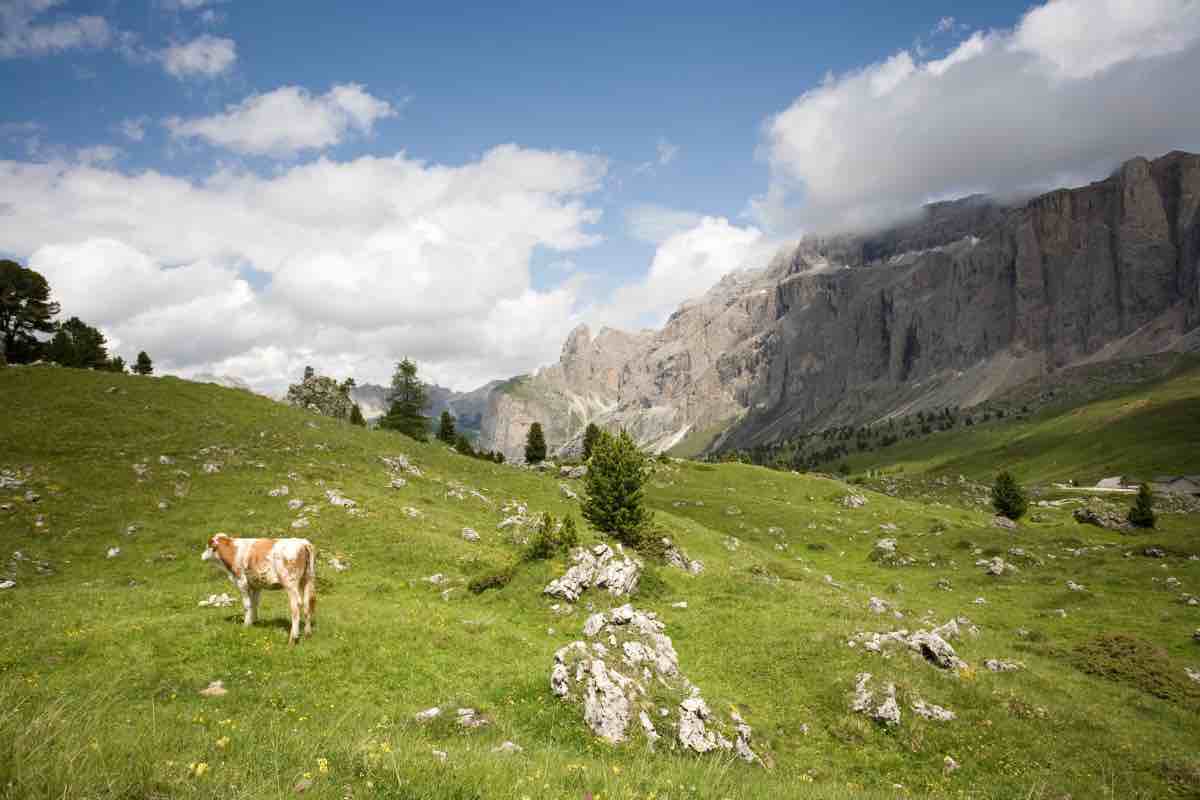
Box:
xmin=2 ymin=366 xmax=1200 ymax=799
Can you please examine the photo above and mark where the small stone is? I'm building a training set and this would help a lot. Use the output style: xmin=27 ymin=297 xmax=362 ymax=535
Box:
xmin=290 ymin=517 xmax=310 ymax=529
xmin=992 ymin=516 xmax=1017 ymax=530
xmin=390 ymin=477 xmax=407 ymax=489
xmin=198 ymin=593 xmax=235 ymax=608
xmin=268 ymin=485 xmax=289 ymax=497
xmin=106 ymin=547 xmax=121 ymax=559
xmin=414 ymin=707 xmax=441 ymax=722
xmin=944 ymin=755 xmax=960 ymax=774
xmin=984 ymin=659 xmax=1023 ymax=672
xmin=327 ymin=557 xmax=350 ymax=572
xmin=1144 ymin=547 xmax=1167 ymax=558
xmin=671 ymin=601 xmax=688 ymax=609
xmin=0 ymin=580 xmax=15 ymax=590
xmin=202 ymin=462 xmax=221 ymax=474
xmin=462 ymin=528 xmax=480 ymax=542
xmin=431 ymin=749 xmax=447 ymax=762
xmin=199 ymin=680 xmax=227 ymax=697
xmin=288 ymin=499 xmax=304 ymax=511
xmin=426 ymin=574 xmax=446 ymax=585
xmin=492 ymin=740 xmax=522 ymax=754
xmin=1066 ymin=580 xmax=1085 ymax=592
xmin=868 ymin=597 xmax=889 ymax=614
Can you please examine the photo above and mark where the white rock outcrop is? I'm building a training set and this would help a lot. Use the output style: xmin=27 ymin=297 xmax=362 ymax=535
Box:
xmin=551 ymin=604 xmax=760 ymax=763
xmin=544 ymin=544 xmax=642 ymax=602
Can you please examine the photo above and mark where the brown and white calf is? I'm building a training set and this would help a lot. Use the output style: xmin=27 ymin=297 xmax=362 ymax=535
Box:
xmin=202 ymin=533 xmax=316 ymax=644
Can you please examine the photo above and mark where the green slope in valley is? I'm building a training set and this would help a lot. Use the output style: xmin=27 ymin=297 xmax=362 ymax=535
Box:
xmin=1 ymin=366 xmax=1199 ymax=799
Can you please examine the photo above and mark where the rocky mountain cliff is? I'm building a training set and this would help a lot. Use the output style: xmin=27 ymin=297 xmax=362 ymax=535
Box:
xmin=477 ymin=151 xmax=1200 ymax=461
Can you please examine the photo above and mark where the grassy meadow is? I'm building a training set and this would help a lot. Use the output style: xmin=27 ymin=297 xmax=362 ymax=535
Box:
xmin=1 ymin=366 xmax=1199 ymax=799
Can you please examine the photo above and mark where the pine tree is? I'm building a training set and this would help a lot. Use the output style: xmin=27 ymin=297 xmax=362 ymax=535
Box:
xmin=0 ymin=260 xmax=59 ymax=364
xmin=991 ymin=470 xmax=1028 ymax=520
xmin=134 ymin=351 xmax=153 ymax=375
xmin=105 ymin=355 xmax=126 ymax=373
xmin=582 ymin=430 xmax=653 ymax=548
xmin=349 ymin=403 xmax=366 ymax=427
xmin=46 ymin=317 xmax=108 ymax=369
xmin=437 ymin=411 xmax=457 ymax=444
xmin=582 ymin=422 xmax=601 ymax=461
xmin=378 ymin=358 xmax=429 ymax=441
xmin=1128 ymin=483 xmax=1156 ymax=529
xmin=454 ymin=433 xmax=474 ymax=456
xmin=525 ymin=422 xmax=547 ymax=464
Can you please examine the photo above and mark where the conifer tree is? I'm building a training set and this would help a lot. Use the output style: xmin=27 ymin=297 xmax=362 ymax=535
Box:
xmin=0 ymin=260 xmax=59 ymax=364
xmin=991 ymin=470 xmax=1028 ymax=520
xmin=524 ymin=422 xmax=547 ymax=464
xmin=438 ymin=410 xmax=457 ymax=444
xmin=1128 ymin=483 xmax=1156 ymax=529
xmin=378 ymin=358 xmax=429 ymax=441
xmin=349 ymin=403 xmax=366 ymax=427
xmin=134 ymin=351 xmax=153 ymax=375
xmin=582 ymin=422 xmax=601 ymax=461
xmin=582 ymin=430 xmax=653 ymax=548
xmin=454 ymin=433 xmax=474 ymax=456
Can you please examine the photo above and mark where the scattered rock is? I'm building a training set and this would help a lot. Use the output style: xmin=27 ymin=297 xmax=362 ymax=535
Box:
xmin=911 ymin=699 xmax=956 ymax=721
xmin=842 ymin=494 xmax=868 ymax=509
xmin=106 ymin=547 xmax=121 ymax=559
xmin=199 ymin=680 xmax=227 ymax=697
xmin=198 ymin=593 xmax=235 ymax=608
xmin=992 ymin=516 xmax=1018 ymax=530
xmin=723 ymin=536 xmax=740 ymax=552
xmin=867 ymin=597 xmax=890 ymax=614
xmin=1074 ymin=505 xmax=1131 ymax=532
xmin=132 ymin=464 xmax=149 ymax=479
xmin=985 ymin=659 xmax=1023 ymax=672
xmin=0 ymin=580 xmax=15 ymax=590
xmin=1066 ymin=580 xmax=1086 ymax=592
xmin=402 ymin=507 xmax=422 ymax=519
xmin=291 ymin=518 xmax=310 ymax=529
xmin=325 ymin=489 xmax=356 ymax=508
xmin=327 ymin=557 xmax=350 ymax=572
xmin=389 ymin=477 xmax=407 ymax=489
xmin=492 ymin=741 xmax=522 ymax=754
xmin=851 ymin=673 xmax=899 ymax=726
xmin=848 ymin=621 xmax=967 ymax=670
xmin=544 ymin=544 xmax=642 ymax=602
xmin=414 ymin=707 xmax=442 ymax=722
xmin=287 ymin=499 xmax=304 ymax=511
xmin=980 ymin=557 xmax=1016 ymax=576
xmin=663 ymin=539 xmax=704 ymax=575
xmin=426 ymin=574 xmax=446 ymax=585
xmin=944 ymin=755 xmax=960 ymax=775
xmin=671 ymin=601 xmax=688 ymax=609
xmin=972 ymin=597 xmax=987 ymax=605
xmin=268 ymin=485 xmax=289 ymax=497
xmin=559 ymin=483 xmax=579 ymax=501
xmin=455 ymin=708 xmax=489 ymax=729
xmin=201 ymin=462 xmax=222 ymax=474
xmin=1185 ymin=667 xmax=1200 ymax=685
xmin=1144 ymin=547 xmax=1167 ymax=558
xmin=462 ymin=528 xmax=480 ymax=542
xmin=431 ymin=749 xmax=447 ymax=762
xmin=560 ymin=465 xmax=588 ymax=479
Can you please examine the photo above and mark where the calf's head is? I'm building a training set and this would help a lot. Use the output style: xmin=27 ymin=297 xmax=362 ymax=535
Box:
xmin=202 ymin=533 xmax=233 ymax=565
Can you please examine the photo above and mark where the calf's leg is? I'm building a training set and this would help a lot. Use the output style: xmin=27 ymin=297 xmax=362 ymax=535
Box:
xmin=241 ymin=590 xmax=255 ymax=626
xmin=286 ymin=587 xmax=302 ymax=645
xmin=303 ymin=578 xmax=316 ymax=637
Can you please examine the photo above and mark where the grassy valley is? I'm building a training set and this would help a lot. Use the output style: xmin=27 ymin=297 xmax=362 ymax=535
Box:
xmin=2 ymin=366 xmax=1199 ymax=799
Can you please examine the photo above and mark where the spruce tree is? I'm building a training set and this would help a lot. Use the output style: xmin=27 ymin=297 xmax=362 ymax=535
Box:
xmin=1128 ymin=483 xmax=1156 ymax=529
xmin=991 ymin=470 xmax=1028 ymax=520
xmin=582 ymin=430 xmax=653 ymax=548
xmin=349 ymin=403 xmax=366 ymax=427
xmin=134 ymin=351 xmax=153 ymax=375
xmin=582 ymin=422 xmax=601 ymax=461
xmin=525 ymin=422 xmax=547 ymax=464
xmin=437 ymin=411 xmax=457 ymax=444
xmin=378 ymin=358 xmax=429 ymax=441
xmin=454 ymin=433 xmax=474 ymax=456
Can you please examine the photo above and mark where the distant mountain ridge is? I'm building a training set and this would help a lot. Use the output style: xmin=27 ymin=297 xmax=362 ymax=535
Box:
xmin=475 ymin=150 xmax=1200 ymax=461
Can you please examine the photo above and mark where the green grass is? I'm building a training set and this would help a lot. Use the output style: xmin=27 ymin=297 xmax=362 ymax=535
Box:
xmin=2 ymin=366 xmax=1200 ymax=799
xmin=840 ymin=361 xmax=1200 ymax=485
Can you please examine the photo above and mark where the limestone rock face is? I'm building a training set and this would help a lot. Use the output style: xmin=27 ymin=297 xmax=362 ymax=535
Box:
xmin=286 ymin=373 xmax=353 ymax=420
xmin=478 ymin=152 xmax=1200 ymax=458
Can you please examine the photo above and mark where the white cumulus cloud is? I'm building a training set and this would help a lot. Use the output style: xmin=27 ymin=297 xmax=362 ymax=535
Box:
xmin=0 ymin=0 xmax=112 ymax=58
xmin=0 ymin=145 xmax=606 ymax=392
xmin=161 ymin=34 xmax=235 ymax=78
xmin=165 ymin=83 xmax=396 ymax=156
xmin=757 ymin=0 xmax=1200 ymax=233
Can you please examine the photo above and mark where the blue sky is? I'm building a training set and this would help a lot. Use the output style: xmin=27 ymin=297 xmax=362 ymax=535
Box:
xmin=2 ymin=0 xmax=1199 ymax=391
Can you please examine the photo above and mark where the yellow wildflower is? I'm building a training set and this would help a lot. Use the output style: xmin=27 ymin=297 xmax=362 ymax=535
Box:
xmin=216 ymin=736 xmax=230 ymax=749
xmin=317 ymin=757 xmax=329 ymax=775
